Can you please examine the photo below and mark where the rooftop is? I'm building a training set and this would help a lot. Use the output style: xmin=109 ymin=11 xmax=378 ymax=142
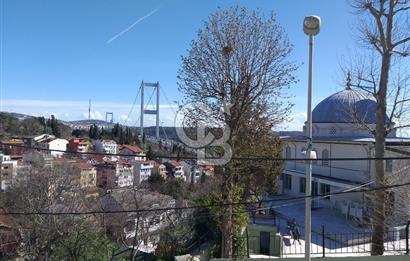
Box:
xmin=76 ymin=162 xmax=94 ymax=170
xmin=120 ymin=144 xmax=144 ymax=153
xmin=167 ymin=160 xmax=182 ymax=167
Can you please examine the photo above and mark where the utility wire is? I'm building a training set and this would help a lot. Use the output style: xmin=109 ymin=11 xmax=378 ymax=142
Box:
xmin=257 ymin=181 xmax=375 ymax=212
xmin=122 ymin=85 xmax=141 ymax=126
xmin=3 ymin=142 xmax=410 ymax=162
xmin=159 ymin=86 xmax=177 ymax=116
xmin=1 ymin=182 xmax=408 ymax=216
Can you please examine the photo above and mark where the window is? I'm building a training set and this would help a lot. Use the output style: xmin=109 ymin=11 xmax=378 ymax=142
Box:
xmin=321 ymin=183 xmax=331 ymax=200
xmin=284 ymin=174 xmax=292 ymax=190
xmin=285 ymin=146 xmax=291 ymax=159
xmin=312 ymin=149 xmax=318 ymax=165
xmin=299 ymin=147 xmax=306 ymax=163
xmin=329 ymin=127 xmax=337 ymax=135
xmin=260 ymin=231 xmax=270 ymax=255
xmin=322 ymin=149 xmax=329 ymax=166
xmin=312 ymin=181 xmax=319 ymax=196
xmin=385 ymin=159 xmax=393 ymax=172
xmin=299 ymin=177 xmax=306 ymax=193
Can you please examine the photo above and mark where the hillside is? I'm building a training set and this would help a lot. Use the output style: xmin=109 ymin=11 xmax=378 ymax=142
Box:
xmin=0 ymin=112 xmax=72 ymax=139
xmin=64 ymin=119 xmax=116 ymax=130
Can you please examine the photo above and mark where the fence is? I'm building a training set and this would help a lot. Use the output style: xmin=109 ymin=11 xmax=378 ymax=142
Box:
xmin=243 ymin=221 xmax=410 ymax=257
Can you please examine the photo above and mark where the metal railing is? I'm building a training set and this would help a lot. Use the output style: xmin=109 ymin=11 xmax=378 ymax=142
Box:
xmin=281 ymin=225 xmax=409 ymax=256
xmin=243 ymin=220 xmax=410 ymax=257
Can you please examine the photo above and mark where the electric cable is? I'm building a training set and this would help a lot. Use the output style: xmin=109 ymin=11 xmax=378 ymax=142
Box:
xmin=0 ymin=181 xmax=408 ymax=216
xmin=3 ymin=142 xmax=410 ymax=162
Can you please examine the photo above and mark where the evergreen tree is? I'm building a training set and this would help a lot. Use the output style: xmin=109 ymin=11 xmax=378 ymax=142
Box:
xmin=88 ymin=125 xmax=94 ymax=139
xmin=119 ymin=127 xmax=124 ymax=144
xmin=50 ymin=115 xmax=61 ymax=138
xmin=133 ymin=132 xmax=141 ymax=146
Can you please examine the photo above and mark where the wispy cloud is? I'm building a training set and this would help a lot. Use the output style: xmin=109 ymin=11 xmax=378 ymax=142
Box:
xmin=2 ymin=99 xmax=178 ymax=110
xmin=106 ymin=8 xmax=159 ymax=44
xmin=1 ymin=99 xmax=179 ymax=126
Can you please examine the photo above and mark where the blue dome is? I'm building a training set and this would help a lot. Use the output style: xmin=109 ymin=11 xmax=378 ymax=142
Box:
xmin=312 ymin=88 xmax=377 ymax=123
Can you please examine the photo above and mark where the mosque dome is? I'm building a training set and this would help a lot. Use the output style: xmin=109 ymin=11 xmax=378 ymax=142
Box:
xmin=312 ymin=85 xmax=377 ymax=124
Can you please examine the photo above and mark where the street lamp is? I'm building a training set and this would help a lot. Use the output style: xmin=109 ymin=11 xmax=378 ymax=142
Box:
xmin=303 ymin=15 xmax=320 ymax=261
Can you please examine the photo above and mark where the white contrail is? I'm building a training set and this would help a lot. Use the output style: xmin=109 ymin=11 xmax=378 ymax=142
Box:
xmin=106 ymin=8 xmax=158 ymax=44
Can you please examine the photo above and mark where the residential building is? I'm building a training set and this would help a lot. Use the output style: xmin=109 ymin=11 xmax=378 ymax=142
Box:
xmin=94 ymin=140 xmax=117 ymax=160
xmin=280 ymin=82 xmax=410 ymax=226
xmin=32 ymin=134 xmax=68 ymax=158
xmin=75 ymin=162 xmax=97 ymax=189
xmin=22 ymin=151 xmax=53 ymax=168
xmin=48 ymin=138 xmax=69 ymax=158
xmin=180 ymin=161 xmax=215 ymax=183
xmin=131 ymin=160 xmax=153 ymax=184
xmin=158 ymin=164 xmax=167 ymax=179
xmin=0 ymin=154 xmax=17 ymax=191
xmin=95 ymin=162 xmax=116 ymax=189
xmin=165 ymin=160 xmax=185 ymax=181
xmin=96 ymin=189 xmax=175 ymax=253
xmin=149 ymin=160 xmax=167 ymax=179
xmin=180 ymin=161 xmax=195 ymax=182
xmin=115 ymin=162 xmax=134 ymax=187
xmin=67 ymin=138 xmax=90 ymax=153
xmin=119 ymin=144 xmax=146 ymax=161
xmin=0 ymin=139 xmax=24 ymax=157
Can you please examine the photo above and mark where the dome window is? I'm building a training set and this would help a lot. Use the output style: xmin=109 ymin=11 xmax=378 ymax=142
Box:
xmin=285 ymin=146 xmax=292 ymax=159
xmin=322 ymin=149 xmax=329 ymax=166
xmin=329 ymin=127 xmax=337 ymax=135
xmin=312 ymin=149 xmax=318 ymax=165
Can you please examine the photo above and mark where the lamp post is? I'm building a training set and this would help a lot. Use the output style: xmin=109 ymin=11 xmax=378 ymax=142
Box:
xmin=303 ymin=15 xmax=321 ymax=261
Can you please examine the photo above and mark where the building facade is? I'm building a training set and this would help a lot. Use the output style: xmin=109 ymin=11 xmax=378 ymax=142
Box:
xmin=94 ymin=140 xmax=117 ymax=160
xmin=280 ymin=84 xmax=410 ymax=226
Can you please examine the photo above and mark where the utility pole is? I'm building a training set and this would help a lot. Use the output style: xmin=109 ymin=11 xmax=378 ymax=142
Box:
xmin=303 ymin=15 xmax=321 ymax=261
xmin=88 ymin=99 xmax=91 ymax=121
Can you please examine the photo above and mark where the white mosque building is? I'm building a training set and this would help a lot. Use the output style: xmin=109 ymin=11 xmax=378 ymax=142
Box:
xmin=280 ymin=80 xmax=410 ymax=226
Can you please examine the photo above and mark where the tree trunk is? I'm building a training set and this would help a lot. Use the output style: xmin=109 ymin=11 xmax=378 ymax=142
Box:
xmin=371 ymin=51 xmax=391 ymax=256
xmin=221 ymin=209 xmax=233 ymax=257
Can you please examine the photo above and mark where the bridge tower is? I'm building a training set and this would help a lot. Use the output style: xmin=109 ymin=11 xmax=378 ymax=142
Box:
xmin=105 ymin=112 xmax=113 ymax=123
xmin=140 ymin=81 xmax=160 ymax=139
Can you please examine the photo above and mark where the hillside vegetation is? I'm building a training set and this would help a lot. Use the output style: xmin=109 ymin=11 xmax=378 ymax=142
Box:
xmin=0 ymin=112 xmax=72 ymax=139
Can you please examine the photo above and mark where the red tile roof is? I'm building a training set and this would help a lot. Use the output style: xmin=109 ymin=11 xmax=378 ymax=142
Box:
xmin=120 ymin=144 xmax=144 ymax=153
xmin=168 ymin=160 xmax=182 ymax=167
xmin=1 ymin=139 xmax=23 ymax=145
xmin=148 ymin=160 xmax=160 ymax=168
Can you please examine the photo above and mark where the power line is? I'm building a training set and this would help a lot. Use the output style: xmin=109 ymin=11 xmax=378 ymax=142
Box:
xmin=1 ymin=182 xmax=408 ymax=216
xmin=159 ymin=86 xmax=177 ymax=116
xmin=258 ymin=181 xmax=375 ymax=211
xmin=122 ymin=85 xmax=141 ymax=126
xmin=3 ymin=142 xmax=410 ymax=162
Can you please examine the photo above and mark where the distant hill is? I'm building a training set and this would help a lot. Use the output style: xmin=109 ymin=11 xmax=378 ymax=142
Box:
xmin=64 ymin=119 xmax=116 ymax=130
xmin=0 ymin=112 xmax=72 ymax=139
xmin=7 ymin=112 xmax=33 ymax=120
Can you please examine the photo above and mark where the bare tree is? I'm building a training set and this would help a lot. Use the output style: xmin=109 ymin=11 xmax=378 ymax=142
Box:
xmin=4 ymin=161 xmax=88 ymax=260
xmin=97 ymin=188 xmax=176 ymax=259
xmin=178 ymin=6 xmax=297 ymax=257
xmin=347 ymin=0 xmax=410 ymax=255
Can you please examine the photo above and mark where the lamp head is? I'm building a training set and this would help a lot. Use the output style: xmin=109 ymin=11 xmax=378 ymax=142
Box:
xmin=303 ymin=15 xmax=321 ymax=36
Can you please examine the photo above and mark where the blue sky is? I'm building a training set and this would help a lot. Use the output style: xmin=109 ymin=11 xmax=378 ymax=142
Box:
xmin=1 ymin=0 xmax=357 ymax=130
